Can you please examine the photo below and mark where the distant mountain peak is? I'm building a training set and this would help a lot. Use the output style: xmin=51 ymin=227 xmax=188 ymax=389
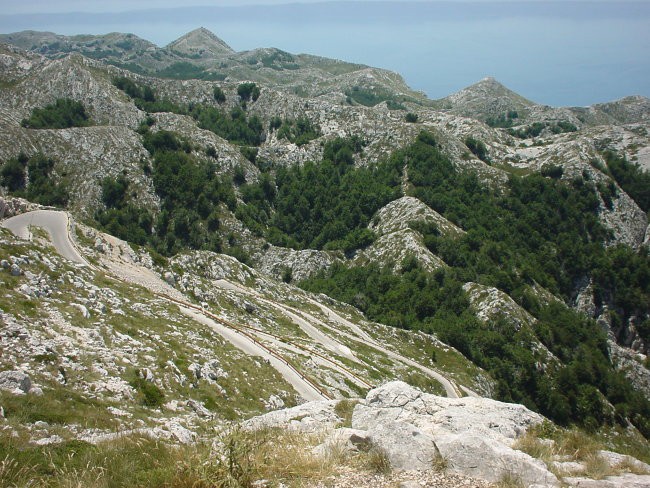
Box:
xmin=441 ymin=77 xmax=536 ymax=118
xmin=166 ymin=27 xmax=234 ymax=58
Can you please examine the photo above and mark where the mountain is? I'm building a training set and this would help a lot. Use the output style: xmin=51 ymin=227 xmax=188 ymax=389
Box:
xmin=0 ymin=29 xmax=429 ymax=106
xmin=166 ymin=26 xmax=234 ymax=58
xmin=0 ymin=28 xmax=649 ymax=487
xmin=440 ymin=76 xmax=536 ymax=118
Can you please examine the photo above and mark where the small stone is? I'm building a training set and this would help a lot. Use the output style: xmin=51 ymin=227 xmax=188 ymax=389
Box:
xmin=163 ymin=271 xmax=176 ymax=285
xmin=138 ymin=368 xmax=154 ymax=382
xmin=73 ymin=303 xmax=90 ymax=318
xmin=33 ymin=435 xmax=63 ymax=446
xmin=10 ymin=264 xmax=22 ymax=276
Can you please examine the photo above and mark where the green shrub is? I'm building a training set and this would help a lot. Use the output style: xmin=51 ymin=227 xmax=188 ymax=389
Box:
xmin=275 ymin=117 xmax=321 ymax=146
xmin=0 ymin=153 xmax=28 ymax=192
xmin=465 ymin=136 xmax=489 ymax=162
xmin=213 ymin=85 xmax=226 ymax=103
xmin=405 ymin=112 xmax=419 ymax=123
xmin=129 ymin=374 xmax=165 ymax=408
xmin=237 ymin=82 xmax=260 ymax=102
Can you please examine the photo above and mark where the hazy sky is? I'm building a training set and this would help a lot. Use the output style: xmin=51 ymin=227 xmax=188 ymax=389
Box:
xmin=1 ymin=0 xmax=616 ymax=14
xmin=0 ymin=1 xmax=647 ymax=106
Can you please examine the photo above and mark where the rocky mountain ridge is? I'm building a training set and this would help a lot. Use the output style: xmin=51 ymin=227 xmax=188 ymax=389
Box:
xmin=1 ymin=28 xmax=649 ymax=487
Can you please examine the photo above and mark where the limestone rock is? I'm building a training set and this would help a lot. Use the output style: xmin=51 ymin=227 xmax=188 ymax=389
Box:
xmin=349 ymin=382 xmax=558 ymax=485
xmin=369 ymin=196 xmax=464 ymax=238
xmin=187 ymin=400 xmax=212 ymax=418
xmin=367 ymin=421 xmax=438 ymax=471
xmin=0 ymin=370 xmax=32 ymax=394
xmin=564 ymin=474 xmax=650 ymax=487
xmin=353 ymin=381 xmax=544 ymax=444
xmin=256 ymin=245 xmax=339 ymax=283
xmin=435 ymin=433 xmax=560 ymax=486
xmin=314 ymin=427 xmax=371 ymax=457
xmin=264 ymin=394 xmax=285 ymax=411
xmin=598 ymin=450 xmax=650 ymax=473
xmin=243 ymin=400 xmax=340 ymax=432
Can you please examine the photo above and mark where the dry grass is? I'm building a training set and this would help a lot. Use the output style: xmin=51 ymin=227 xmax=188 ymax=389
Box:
xmin=495 ymin=471 xmax=525 ymax=488
xmin=431 ymin=453 xmax=449 ymax=473
xmin=0 ymin=426 xmax=340 ymax=488
xmin=555 ymin=429 xmax=602 ymax=462
xmin=359 ymin=444 xmax=392 ymax=475
xmin=512 ymin=431 xmax=555 ymax=464
xmin=334 ymin=399 xmax=358 ymax=427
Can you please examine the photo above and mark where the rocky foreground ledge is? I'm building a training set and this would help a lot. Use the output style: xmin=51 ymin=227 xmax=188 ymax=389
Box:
xmin=246 ymin=381 xmax=650 ymax=488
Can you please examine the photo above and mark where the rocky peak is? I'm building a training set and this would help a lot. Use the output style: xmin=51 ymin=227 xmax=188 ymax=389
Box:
xmin=441 ymin=76 xmax=536 ymax=119
xmin=369 ymin=196 xmax=464 ymax=238
xmin=166 ymin=27 xmax=234 ymax=58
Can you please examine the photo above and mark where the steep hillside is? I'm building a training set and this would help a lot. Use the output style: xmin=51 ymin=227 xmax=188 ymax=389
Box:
xmin=1 ymin=29 xmax=650 ymax=486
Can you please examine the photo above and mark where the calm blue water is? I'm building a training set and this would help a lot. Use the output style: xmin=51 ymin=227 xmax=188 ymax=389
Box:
xmin=1 ymin=1 xmax=648 ymax=107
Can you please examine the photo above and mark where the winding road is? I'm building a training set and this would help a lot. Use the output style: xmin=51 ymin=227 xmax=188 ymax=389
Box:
xmin=2 ymin=209 xmax=464 ymax=400
xmin=2 ymin=210 xmax=88 ymax=265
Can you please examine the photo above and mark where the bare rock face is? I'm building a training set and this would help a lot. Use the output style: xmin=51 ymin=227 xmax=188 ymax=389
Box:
xmin=598 ymin=188 xmax=648 ymax=249
xmin=353 ymin=381 xmax=544 ymax=443
xmin=564 ymin=473 xmax=650 ymax=488
xmin=0 ymin=196 xmax=42 ymax=219
xmin=353 ymin=228 xmax=446 ymax=274
xmin=165 ymin=27 xmax=234 ymax=59
xmin=242 ymin=399 xmax=341 ymax=432
xmin=351 ymin=381 xmax=559 ymax=486
xmin=255 ymin=245 xmax=340 ymax=283
xmin=0 ymin=370 xmax=32 ymax=394
xmin=462 ymin=282 xmax=536 ymax=331
xmin=369 ymin=196 xmax=464 ymax=238
xmin=435 ymin=433 xmax=559 ymax=487
xmin=367 ymin=420 xmax=439 ymax=471
xmin=609 ymin=341 xmax=650 ymax=396
xmin=353 ymin=196 xmax=465 ymax=273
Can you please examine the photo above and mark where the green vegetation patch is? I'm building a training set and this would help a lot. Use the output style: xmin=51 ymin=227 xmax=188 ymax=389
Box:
xmin=112 ymin=76 xmax=186 ymax=114
xmin=301 ymin=131 xmax=650 ymax=435
xmin=271 ymin=116 xmax=321 ymax=146
xmin=191 ymin=105 xmax=264 ymax=146
xmin=0 ymin=152 xmax=69 ymax=206
xmin=155 ymin=62 xmax=226 ymax=81
xmin=238 ymin=135 xmax=400 ymax=252
xmin=21 ymin=98 xmax=92 ymax=129
xmin=602 ymin=150 xmax=650 ymax=212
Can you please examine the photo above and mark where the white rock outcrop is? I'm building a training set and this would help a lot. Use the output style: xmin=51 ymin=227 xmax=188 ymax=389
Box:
xmin=0 ymin=370 xmax=32 ymax=394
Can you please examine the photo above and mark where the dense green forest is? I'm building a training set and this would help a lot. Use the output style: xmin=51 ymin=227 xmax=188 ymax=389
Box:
xmin=298 ymin=133 xmax=650 ymax=434
xmin=95 ymin=128 xmax=238 ymax=258
xmin=112 ymin=77 xmax=264 ymax=148
xmin=238 ymin=135 xmax=402 ymax=252
xmin=0 ymin=153 xmax=69 ymax=206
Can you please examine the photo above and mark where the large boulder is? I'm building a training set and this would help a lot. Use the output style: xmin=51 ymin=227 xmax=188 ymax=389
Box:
xmin=0 ymin=370 xmax=32 ymax=394
xmin=367 ymin=421 xmax=439 ymax=471
xmin=435 ymin=433 xmax=559 ymax=486
xmin=352 ymin=382 xmax=559 ymax=485
xmin=353 ymin=380 xmax=544 ymax=444
xmin=242 ymin=400 xmax=340 ymax=432
xmin=564 ymin=474 xmax=650 ymax=487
